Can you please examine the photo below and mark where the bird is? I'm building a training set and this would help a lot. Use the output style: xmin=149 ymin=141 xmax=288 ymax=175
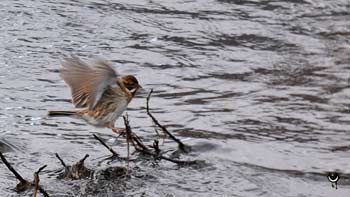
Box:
xmin=48 ymin=55 xmax=141 ymax=133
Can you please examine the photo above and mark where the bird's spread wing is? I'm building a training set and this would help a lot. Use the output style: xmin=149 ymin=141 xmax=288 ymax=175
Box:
xmin=59 ymin=55 xmax=119 ymax=109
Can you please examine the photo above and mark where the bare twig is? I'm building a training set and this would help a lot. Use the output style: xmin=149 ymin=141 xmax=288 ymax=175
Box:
xmin=150 ymin=140 xmax=161 ymax=155
xmin=37 ymin=185 xmax=50 ymax=197
xmin=122 ymin=115 xmax=149 ymax=151
xmin=79 ymin=154 xmax=89 ymax=164
xmin=36 ymin=165 xmax=47 ymax=174
xmin=0 ymin=152 xmax=49 ymax=196
xmin=0 ymin=152 xmax=27 ymax=183
xmin=58 ymin=154 xmax=94 ymax=180
xmin=55 ymin=153 xmax=66 ymax=168
xmin=123 ymin=114 xmax=131 ymax=169
xmin=93 ymin=134 xmax=119 ymax=156
xmin=134 ymin=145 xmax=197 ymax=165
xmin=33 ymin=165 xmax=47 ymax=197
xmin=122 ymin=116 xmax=197 ymax=166
xmin=33 ymin=181 xmax=38 ymax=196
xmin=146 ymin=89 xmax=189 ymax=152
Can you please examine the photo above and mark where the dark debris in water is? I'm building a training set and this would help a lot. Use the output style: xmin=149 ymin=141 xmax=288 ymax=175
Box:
xmin=0 ymin=152 xmax=49 ymax=197
xmin=56 ymin=154 xmax=94 ymax=180
xmin=330 ymin=145 xmax=350 ymax=152
xmin=81 ymin=166 xmax=147 ymax=196
xmin=53 ymin=154 xmax=146 ymax=195
xmin=176 ymin=128 xmax=247 ymax=140
xmin=253 ymin=62 xmax=326 ymax=86
xmin=95 ymin=166 xmax=128 ymax=180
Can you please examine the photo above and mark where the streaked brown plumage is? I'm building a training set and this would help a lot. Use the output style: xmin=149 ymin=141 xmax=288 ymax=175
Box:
xmin=48 ymin=55 xmax=141 ymax=131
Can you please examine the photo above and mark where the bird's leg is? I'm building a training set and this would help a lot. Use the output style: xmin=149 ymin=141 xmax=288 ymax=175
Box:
xmin=108 ymin=123 xmax=142 ymax=141
xmin=107 ymin=123 xmax=126 ymax=135
xmin=112 ymin=127 xmax=126 ymax=134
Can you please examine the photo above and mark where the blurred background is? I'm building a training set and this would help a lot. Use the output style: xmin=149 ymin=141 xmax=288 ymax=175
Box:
xmin=0 ymin=0 xmax=349 ymax=196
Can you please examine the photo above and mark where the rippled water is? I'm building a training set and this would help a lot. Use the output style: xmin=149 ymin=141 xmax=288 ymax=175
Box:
xmin=0 ymin=0 xmax=350 ymax=196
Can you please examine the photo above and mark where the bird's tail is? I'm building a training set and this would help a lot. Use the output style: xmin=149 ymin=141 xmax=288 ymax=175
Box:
xmin=48 ymin=110 xmax=77 ymax=117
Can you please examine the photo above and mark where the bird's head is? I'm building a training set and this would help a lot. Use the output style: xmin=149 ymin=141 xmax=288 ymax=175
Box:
xmin=120 ymin=75 xmax=141 ymax=96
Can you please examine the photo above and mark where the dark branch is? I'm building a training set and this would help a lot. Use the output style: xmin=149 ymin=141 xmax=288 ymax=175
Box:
xmin=122 ymin=115 xmax=149 ymax=151
xmin=37 ymin=186 xmax=50 ymax=197
xmin=93 ymin=134 xmax=119 ymax=156
xmin=122 ymin=116 xmax=197 ymax=165
xmin=39 ymin=185 xmax=49 ymax=197
xmin=55 ymin=153 xmax=66 ymax=168
xmin=0 ymin=152 xmax=49 ymax=197
xmin=123 ymin=115 xmax=131 ymax=168
xmin=0 ymin=152 xmax=27 ymax=183
xmin=146 ymin=89 xmax=189 ymax=152
xmin=80 ymin=154 xmax=89 ymax=164
xmin=36 ymin=165 xmax=47 ymax=174
xmin=134 ymin=145 xmax=197 ymax=165
xmin=150 ymin=140 xmax=161 ymax=155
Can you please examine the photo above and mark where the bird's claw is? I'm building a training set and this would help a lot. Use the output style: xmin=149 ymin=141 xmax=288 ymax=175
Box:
xmin=112 ymin=127 xmax=142 ymax=141
xmin=112 ymin=127 xmax=126 ymax=134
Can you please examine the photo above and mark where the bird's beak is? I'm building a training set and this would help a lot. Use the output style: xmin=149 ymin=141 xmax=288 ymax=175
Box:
xmin=134 ymin=85 xmax=149 ymax=97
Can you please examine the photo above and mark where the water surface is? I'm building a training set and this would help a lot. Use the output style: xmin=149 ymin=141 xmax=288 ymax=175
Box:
xmin=0 ymin=0 xmax=350 ymax=196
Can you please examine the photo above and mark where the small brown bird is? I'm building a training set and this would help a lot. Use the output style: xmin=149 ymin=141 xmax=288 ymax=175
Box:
xmin=48 ymin=55 xmax=141 ymax=132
